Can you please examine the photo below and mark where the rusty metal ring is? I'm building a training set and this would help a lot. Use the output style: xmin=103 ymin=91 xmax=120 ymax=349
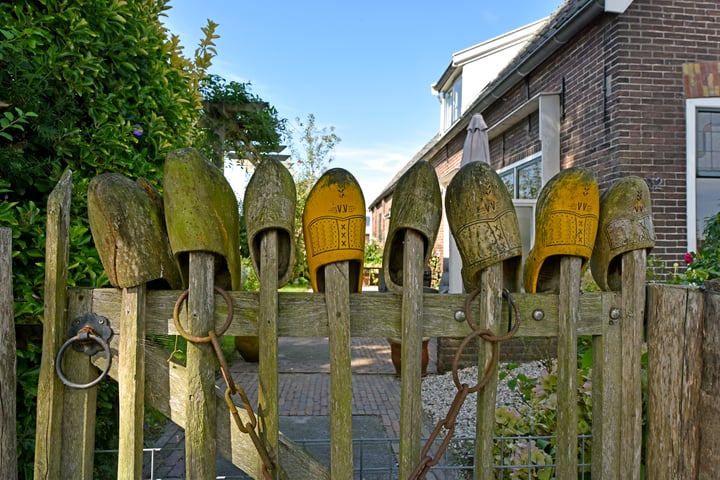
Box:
xmin=55 ymin=331 xmax=112 ymax=389
xmin=173 ymin=286 xmax=234 ymax=343
xmin=463 ymin=286 xmax=483 ymax=331
xmin=464 ymin=288 xmax=521 ymax=343
xmin=451 ymin=329 xmax=499 ymax=393
xmin=478 ymin=289 xmax=522 ymax=343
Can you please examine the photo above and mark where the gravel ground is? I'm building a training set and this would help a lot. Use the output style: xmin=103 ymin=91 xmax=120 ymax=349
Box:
xmin=421 ymin=362 xmax=547 ymax=438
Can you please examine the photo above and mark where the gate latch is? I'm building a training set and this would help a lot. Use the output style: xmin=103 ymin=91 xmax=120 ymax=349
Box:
xmin=55 ymin=312 xmax=113 ymax=389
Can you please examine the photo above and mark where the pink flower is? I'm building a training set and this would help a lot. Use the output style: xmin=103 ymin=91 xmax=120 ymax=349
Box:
xmin=684 ymin=252 xmax=693 ymax=264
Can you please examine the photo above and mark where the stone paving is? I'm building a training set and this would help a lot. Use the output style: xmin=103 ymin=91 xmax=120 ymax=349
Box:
xmin=142 ymin=336 xmax=440 ymax=479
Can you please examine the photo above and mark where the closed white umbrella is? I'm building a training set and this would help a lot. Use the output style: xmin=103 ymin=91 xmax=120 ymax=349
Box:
xmin=461 ymin=113 xmax=489 ymax=166
xmin=450 ymin=113 xmax=490 ymax=293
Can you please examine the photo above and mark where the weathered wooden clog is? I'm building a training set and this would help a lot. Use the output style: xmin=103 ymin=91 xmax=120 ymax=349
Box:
xmin=445 ymin=162 xmax=522 ymax=292
xmin=88 ymin=173 xmax=182 ymax=289
xmin=243 ymin=158 xmax=296 ymax=288
xmin=302 ymin=168 xmax=366 ymax=293
xmin=163 ymin=148 xmax=242 ymax=290
xmin=590 ymin=176 xmax=655 ymax=291
xmin=523 ymin=166 xmax=599 ymax=293
xmin=382 ymin=161 xmax=442 ymax=294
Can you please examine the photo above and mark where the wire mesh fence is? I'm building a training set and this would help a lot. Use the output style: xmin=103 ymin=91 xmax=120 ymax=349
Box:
xmin=95 ymin=434 xmax=592 ymax=479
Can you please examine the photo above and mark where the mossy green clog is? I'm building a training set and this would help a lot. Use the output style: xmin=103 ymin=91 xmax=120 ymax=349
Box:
xmin=382 ymin=162 xmax=442 ymax=294
xmin=590 ymin=176 xmax=655 ymax=291
xmin=88 ymin=173 xmax=182 ymax=289
xmin=445 ymin=162 xmax=522 ymax=292
xmin=243 ymin=158 xmax=297 ymax=288
xmin=163 ymin=148 xmax=243 ymax=290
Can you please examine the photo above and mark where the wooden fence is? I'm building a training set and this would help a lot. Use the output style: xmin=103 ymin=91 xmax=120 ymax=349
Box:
xmin=25 ymin=171 xmax=718 ymax=479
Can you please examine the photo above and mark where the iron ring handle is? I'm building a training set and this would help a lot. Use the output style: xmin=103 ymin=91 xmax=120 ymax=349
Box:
xmin=55 ymin=331 xmax=112 ymax=389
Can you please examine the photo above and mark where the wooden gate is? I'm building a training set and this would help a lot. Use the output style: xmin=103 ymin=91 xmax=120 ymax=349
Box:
xmin=32 ymin=170 xmax=648 ymax=479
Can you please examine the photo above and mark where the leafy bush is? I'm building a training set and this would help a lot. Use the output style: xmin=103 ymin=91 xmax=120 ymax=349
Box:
xmin=0 ymin=1 xmax=209 ymax=476
xmin=672 ymin=211 xmax=720 ymax=285
xmin=494 ymin=361 xmax=593 ymax=479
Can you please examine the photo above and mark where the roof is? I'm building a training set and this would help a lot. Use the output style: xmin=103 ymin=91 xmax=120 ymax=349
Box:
xmin=369 ymin=0 xmax=619 ymax=209
xmin=431 ymin=17 xmax=549 ymax=96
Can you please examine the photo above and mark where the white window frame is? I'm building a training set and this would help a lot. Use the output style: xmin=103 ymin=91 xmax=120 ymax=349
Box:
xmin=686 ymin=98 xmax=720 ymax=252
xmin=498 ymin=153 xmax=543 ymax=199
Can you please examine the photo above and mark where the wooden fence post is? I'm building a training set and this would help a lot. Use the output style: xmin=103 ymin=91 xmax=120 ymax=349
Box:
xmin=117 ymin=285 xmax=146 ymax=480
xmin=699 ymin=288 xmax=720 ymax=479
xmin=326 ymin=261 xmax=353 ymax=479
xmin=556 ymin=256 xmax=581 ymax=479
xmin=646 ymin=284 xmax=704 ymax=479
xmin=398 ymin=229 xmax=425 ymax=478
xmin=34 ymin=170 xmax=72 ymax=480
xmin=620 ymin=249 xmax=646 ymax=479
xmin=591 ymin=291 xmax=622 ymax=478
xmin=258 ymin=229 xmax=281 ymax=478
xmin=475 ymin=261 xmax=502 ymax=480
xmin=0 ymin=228 xmax=17 ymax=480
xmin=185 ymin=252 xmax=217 ymax=479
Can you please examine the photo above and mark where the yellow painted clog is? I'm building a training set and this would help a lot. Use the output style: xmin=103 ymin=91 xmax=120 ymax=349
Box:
xmin=243 ymin=158 xmax=297 ymax=288
xmin=445 ymin=162 xmax=522 ymax=292
xmin=590 ymin=176 xmax=655 ymax=291
xmin=302 ymin=168 xmax=366 ymax=293
xmin=523 ymin=166 xmax=599 ymax=293
xmin=88 ymin=173 xmax=182 ymax=289
xmin=163 ymin=148 xmax=243 ymax=290
xmin=382 ymin=161 xmax=442 ymax=294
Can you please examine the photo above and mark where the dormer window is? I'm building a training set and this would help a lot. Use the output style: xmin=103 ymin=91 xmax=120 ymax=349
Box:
xmin=442 ymin=76 xmax=462 ymax=131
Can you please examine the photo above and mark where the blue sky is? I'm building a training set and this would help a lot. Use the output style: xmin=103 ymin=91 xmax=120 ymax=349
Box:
xmin=164 ymin=0 xmax=562 ymax=204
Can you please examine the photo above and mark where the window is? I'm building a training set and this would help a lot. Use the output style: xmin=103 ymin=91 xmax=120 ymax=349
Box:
xmin=687 ymin=99 xmax=720 ymax=251
xmin=499 ymin=155 xmax=542 ymax=199
xmin=443 ymin=77 xmax=462 ymax=131
xmin=498 ymin=154 xmax=542 ymax=262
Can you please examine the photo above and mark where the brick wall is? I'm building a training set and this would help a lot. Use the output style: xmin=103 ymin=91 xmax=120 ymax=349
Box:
xmin=431 ymin=0 xmax=720 ymax=366
xmin=436 ymin=336 xmax=557 ymax=373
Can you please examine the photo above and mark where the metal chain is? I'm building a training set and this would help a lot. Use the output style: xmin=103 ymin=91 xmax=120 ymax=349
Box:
xmin=173 ymin=287 xmax=287 ymax=480
xmin=410 ymin=288 xmax=521 ymax=479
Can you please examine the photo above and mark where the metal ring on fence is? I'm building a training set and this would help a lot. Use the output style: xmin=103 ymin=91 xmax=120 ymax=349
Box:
xmin=55 ymin=331 xmax=112 ymax=389
xmin=173 ymin=286 xmax=234 ymax=343
xmin=451 ymin=329 xmax=499 ymax=394
xmin=464 ymin=288 xmax=521 ymax=342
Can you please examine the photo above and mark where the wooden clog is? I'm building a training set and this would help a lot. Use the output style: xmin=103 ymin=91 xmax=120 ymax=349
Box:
xmin=523 ymin=166 xmax=599 ymax=293
xmin=163 ymin=148 xmax=243 ymax=290
xmin=88 ymin=173 xmax=182 ymax=289
xmin=590 ymin=176 xmax=655 ymax=291
xmin=243 ymin=158 xmax=297 ymax=288
xmin=382 ymin=162 xmax=442 ymax=294
xmin=445 ymin=161 xmax=522 ymax=292
xmin=302 ymin=168 xmax=366 ymax=293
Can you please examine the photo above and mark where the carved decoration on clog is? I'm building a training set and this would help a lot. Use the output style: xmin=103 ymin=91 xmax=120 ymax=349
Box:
xmin=88 ymin=173 xmax=182 ymax=289
xmin=382 ymin=161 xmax=442 ymax=294
xmin=523 ymin=166 xmax=599 ymax=293
xmin=302 ymin=168 xmax=366 ymax=293
xmin=446 ymin=162 xmax=522 ymax=292
xmin=163 ymin=148 xmax=243 ymax=290
xmin=590 ymin=176 xmax=655 ymax=291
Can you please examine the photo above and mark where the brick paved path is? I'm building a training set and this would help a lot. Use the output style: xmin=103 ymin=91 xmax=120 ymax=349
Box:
xmin=142 ymin=337 xmax=439 ymax=478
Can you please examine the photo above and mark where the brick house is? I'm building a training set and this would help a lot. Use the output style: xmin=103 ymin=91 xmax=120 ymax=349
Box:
xmin=368 ymin=0 xmax=720 ymax=369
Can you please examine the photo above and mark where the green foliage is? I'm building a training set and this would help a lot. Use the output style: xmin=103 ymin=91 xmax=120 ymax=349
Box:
xmin=0 ymin=1 xmax=217 ymax=476
xmin=364 ymin=240 xmax=383 ymax=266
xmin=0 ymin=107 xmax=38 ymax=141
xmin=672 ymin=210 xmax=720 ymax=285
xmin=199 ymin=74 xmax=286 ymax=167
xmin=494 ymin=361 xmax=593 ymax=478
